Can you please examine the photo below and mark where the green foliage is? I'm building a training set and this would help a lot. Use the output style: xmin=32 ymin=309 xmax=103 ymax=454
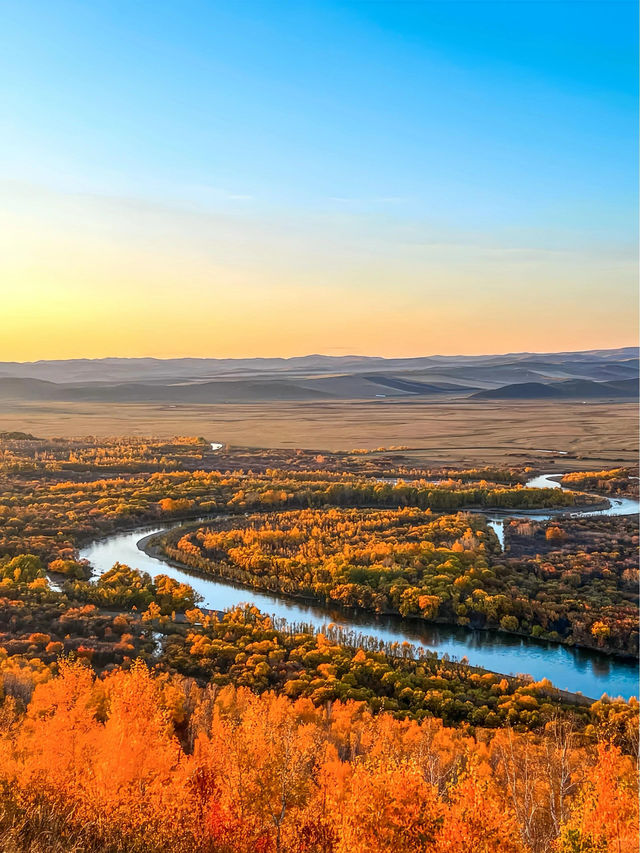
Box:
xmin=0 ymin=555 xmax=44 ymax=584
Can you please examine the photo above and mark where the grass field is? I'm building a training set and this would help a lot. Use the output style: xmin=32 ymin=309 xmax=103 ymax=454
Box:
xmin=0 ymin=398 xmax=636 ymax=469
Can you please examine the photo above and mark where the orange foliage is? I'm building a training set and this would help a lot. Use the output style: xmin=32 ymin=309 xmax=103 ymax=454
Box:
xmin=556 ymin=742 xmax=638 ymax=853
xmin=437 ymin=767 xmax=525 ymax=853
xmin=0 ymin=662 xmax=636 ymax=853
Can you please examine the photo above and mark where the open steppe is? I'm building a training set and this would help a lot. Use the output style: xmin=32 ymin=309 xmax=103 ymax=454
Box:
xmin=0 ymin=398 xmax=636 ymax=470
xmin=0 ymin=350 xmax=636 ymax=466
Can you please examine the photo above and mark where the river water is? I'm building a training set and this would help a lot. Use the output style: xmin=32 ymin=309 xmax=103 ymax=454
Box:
xmin=79 ymin=472 xmax=639 ymax=700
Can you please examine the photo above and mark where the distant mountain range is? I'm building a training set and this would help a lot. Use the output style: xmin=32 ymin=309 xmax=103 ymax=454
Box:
xmin=0 ymin=348 xmax=637 ymax=404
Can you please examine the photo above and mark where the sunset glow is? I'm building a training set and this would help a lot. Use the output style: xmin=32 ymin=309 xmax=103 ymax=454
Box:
xmin=1 ymin=1 xmax=637 ymax=359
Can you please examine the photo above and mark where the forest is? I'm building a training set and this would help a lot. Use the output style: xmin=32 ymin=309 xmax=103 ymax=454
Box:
xmin=0 ymin=437 xmax=600 ymax=564
xmin=0 ymin=434 xmax=636 ymax=852
xmin=160 ymin=507 xmax=638 ymax=655
xmin=0 ymin=660 xmax=637 ymax=853
xmin=561 ymin=469 xmax=639 ymax=497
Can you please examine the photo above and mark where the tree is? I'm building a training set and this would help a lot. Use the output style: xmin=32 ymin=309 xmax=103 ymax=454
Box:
xmin=436 ymin=767 xmax=526 ymax=853
xmin=557 ymin=743 xmax=638 ymax=853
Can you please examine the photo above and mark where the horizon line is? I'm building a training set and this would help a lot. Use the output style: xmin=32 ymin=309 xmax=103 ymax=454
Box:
xmin=1 ymin=344 xmax=638 ymax=366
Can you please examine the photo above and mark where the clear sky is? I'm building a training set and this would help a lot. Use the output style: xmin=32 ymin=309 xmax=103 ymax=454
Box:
xmin=1 ymin=0 xmax=637 ymax=360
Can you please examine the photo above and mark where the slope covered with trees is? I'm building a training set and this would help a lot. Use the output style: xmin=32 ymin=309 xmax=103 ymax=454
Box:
xmin=0 ymin=660 xmax=637 ymax=853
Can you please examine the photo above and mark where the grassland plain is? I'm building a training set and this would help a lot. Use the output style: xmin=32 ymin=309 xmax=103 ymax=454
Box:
xmin=0 ymin=398 xmax=636 ymax=468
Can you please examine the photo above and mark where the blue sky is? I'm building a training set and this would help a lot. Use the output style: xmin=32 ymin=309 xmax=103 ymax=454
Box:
xmin=1 ymin=1 xmax=637 ymax=358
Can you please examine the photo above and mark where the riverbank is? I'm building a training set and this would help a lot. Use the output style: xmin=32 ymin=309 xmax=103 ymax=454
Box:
xmin=78 ymin=466 xmax=639 ymax=700
xmin=134 ymin=536 xmax=601 ymax=706
xmin=139 ymin=526 xmax=637 ymax=664
xmin=80 ymin=519 xmax=639 ymax=698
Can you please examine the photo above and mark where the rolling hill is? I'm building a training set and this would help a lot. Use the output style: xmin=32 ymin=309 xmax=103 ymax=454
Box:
xmin=471 ymin=378 xmax=638 ymax=400
xmin=0 ymin=349 xmax=636 ymax=404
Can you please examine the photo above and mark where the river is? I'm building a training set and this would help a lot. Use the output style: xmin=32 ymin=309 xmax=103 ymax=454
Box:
xmin=79 ymin=471 xmax=639 ymax=700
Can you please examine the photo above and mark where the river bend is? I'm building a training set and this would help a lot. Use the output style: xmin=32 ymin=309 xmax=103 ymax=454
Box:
xmin=79 ymin=472 xmax=639 ymax=700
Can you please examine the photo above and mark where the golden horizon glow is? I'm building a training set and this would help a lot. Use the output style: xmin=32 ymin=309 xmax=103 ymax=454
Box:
xmin=3 ymin=1 xmax=637 ymax=363
xmin=1 ymin=181 xmax=637 ymax=362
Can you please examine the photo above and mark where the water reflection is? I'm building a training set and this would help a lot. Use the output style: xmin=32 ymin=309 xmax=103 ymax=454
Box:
xmin=77 ymin=467 xmax=639 ymax=700
xmin=80 ymin=522 xmax=639 ymax=701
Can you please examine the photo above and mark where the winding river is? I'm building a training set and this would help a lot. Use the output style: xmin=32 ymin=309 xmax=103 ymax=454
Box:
xmin=79 ymin=471 xmax=639 ymax=700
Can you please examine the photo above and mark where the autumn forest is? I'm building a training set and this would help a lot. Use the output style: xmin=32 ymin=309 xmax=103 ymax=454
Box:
xmin=0 ymin=433 xmax=635 ymax=851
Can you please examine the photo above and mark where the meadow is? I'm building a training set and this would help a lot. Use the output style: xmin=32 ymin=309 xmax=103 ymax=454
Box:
xmin=0 ymin=398 xmax=636 ymax=469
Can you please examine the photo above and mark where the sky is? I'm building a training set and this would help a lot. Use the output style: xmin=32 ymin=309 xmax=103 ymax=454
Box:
xmin=1 ymin=0 xmax=637 ymax=360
